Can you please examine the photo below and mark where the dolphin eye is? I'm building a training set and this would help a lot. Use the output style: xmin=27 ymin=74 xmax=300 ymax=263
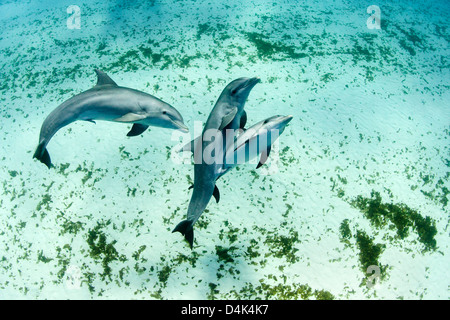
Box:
xmin=162 ymin=111 xmax=167 ymax=115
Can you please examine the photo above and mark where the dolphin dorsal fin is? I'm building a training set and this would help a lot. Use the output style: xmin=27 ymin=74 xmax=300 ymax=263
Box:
xmin=94 ymin=69 xmax=118 ymax=86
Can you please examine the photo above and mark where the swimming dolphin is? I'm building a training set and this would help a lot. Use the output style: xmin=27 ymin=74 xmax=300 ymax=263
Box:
xmin=179 ymin=77 xmax=260 ymax=155
xmin=221 ymin=114 xmax=293 ymax=177
xmin=33 ymin=69 xmax=188 ymax=168
xmin=173 ymin=77 xmax=260 ymax=248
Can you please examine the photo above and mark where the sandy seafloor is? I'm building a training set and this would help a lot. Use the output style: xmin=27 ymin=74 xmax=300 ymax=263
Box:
xmin=0 ymin=0 xmax=449 ymax=299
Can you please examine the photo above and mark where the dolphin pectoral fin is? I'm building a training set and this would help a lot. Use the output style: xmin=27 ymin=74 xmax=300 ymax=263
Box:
xmin=33 ymin=142 xmax=53 ymax=169
xmin=256 ymin=145 xmax=272 ymax=169
xmin=94 ymin=69 xmax=118 ymax=86
xmin=240 ymin=111 xmax=247 ymax=129
xmin=114 ymin=113 xmax=145 ymax=123
xmin=219 ymin=107 xmax=238 ymax=130
xmin=213 ymin=185 xmax=220 ymax=203
xmin=127 ymin=124 xmax=149 ymax=137
xmin=172 ymin=220 xmax=194 ymax=249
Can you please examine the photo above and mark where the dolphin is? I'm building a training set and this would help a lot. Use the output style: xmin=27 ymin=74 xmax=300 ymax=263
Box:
xmin=221 ymin=114 xmax=293 ymax=177
xmin=173 ymin=77 xmax=260 ymax=248
xmin=33 ymin=69 xmax=188 ymax=168
xmin=179 ymin=77 xmax=260 ymax=155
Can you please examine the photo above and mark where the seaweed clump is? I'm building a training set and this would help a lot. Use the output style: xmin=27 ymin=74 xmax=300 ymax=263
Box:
xmin=86 ymin=220 xmax=126 ymax=281
xmin=355 ymin=230 xmax=386 ymax=278
xmin=245 ymin=32 xmax=307 ymax=60
xmin=238 ymin=281 xmax=334 ymax=300
xmin=351 ymin=191 xmax=437 ymax=252
xmin=339 ymin=219 xmax=352 ymax=245
xmin=339 ymin=219 xmax=388 ymax=285
xmin=264 ymin=229 xmax=300 ymax=263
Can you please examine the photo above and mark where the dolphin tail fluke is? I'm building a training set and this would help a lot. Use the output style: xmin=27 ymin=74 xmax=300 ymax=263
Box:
xmin=172 ymin=220 xmax=194 ymax=249
xmin=33 ymin=142 xmax=52 ymax=169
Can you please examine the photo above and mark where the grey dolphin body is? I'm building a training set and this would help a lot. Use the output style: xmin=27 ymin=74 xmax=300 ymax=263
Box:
xmin=33 ymin=69 xmax=188 ymax=168
xmin=221 ymin=114 xmax=293 ymax=177
xmin=173 ymin=77 xmax=260 ymax=248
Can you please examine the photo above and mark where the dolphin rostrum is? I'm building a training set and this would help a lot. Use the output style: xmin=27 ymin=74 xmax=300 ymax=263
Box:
xmin=173 ymin=77 xmax=260 ymax=248
xmin=33 ymin=69 xmax=188 ymax=168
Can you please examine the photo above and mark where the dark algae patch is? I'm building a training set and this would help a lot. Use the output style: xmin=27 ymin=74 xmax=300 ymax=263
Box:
xmin=355 ymin=230 xmax=387 ymax=283
xmin=245 ymin=32 xmax=307 ymax=60
xmin=351 ymin=191 xmax=437 ymax=252
xmin=215 ymin=246 xmax=241 ymax=280
xmin=339 ymin=219 xmax=352 ymax=245
xmin=35 ymin=193 xmax=52 ymax=212
xmin=37 ymin=250 xmax=53 ymax=264
xmin=338 ymin=220 xmax=388 ymax=285
xmin=216 ymin=245 xmax=237 ymax=264
xmin=263 ymin=228 xmax=300 ymax=263
xmin=339 ymin=190 xmax=439 ymax=286
xmin=239 ymin=281 xmax=334 ymax=300
xmin=86 ymin=220 xmax=126 ymax=282
xmin=157 ymin=265 xmax=171 ymax=287
xmin=58 ymin=216 xmax=84 ymax=236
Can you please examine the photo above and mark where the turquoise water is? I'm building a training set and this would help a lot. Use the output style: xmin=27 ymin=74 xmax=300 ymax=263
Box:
xmin=0 ymin=0 xmax=449 ymax=299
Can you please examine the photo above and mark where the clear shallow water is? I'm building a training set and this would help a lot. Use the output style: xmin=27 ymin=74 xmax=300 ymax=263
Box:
xmin=0 ymin=0 xmax=449 ymax=299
